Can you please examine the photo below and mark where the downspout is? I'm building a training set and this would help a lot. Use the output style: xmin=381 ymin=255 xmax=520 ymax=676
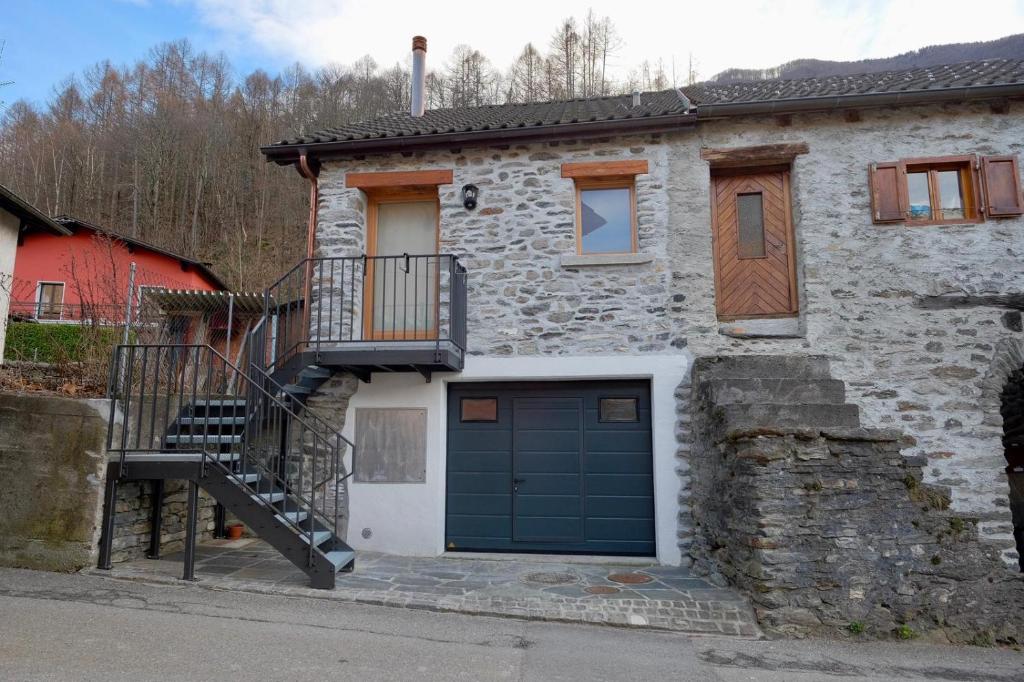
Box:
xmin=297 ymin=151 xmax=320 ymax=353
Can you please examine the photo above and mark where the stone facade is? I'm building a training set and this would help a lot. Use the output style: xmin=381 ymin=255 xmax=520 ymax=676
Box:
xmin=110 ymin=480 xmax=218 ymax=563
xmin=314 ymin=99 xmax=1024 ymax=571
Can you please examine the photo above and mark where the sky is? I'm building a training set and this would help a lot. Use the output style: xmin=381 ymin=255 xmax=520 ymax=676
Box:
xmin=3 ymin=0 xmax=1024 ymax=106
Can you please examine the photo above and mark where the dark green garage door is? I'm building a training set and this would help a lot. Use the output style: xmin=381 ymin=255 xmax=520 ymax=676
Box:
xmin=446 ymin=381 xmax=654 ymax=555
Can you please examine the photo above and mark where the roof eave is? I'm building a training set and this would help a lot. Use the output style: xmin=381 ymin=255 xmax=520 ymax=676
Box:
xmin=0 ymin=186 xmax=71 ymax=235
xmin=694 ymin=82 xmax=1024 ymax=119
xmin=260 ymin=112 xmax=698 ymax=164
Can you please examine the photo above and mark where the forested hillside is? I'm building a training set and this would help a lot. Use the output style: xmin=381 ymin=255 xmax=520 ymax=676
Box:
xmin=0 ymin=19 xmax=1017 ymax=289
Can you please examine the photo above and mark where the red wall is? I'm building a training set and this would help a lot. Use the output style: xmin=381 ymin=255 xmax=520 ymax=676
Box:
xmin=11 ymin=229 xmax=222 ymax=320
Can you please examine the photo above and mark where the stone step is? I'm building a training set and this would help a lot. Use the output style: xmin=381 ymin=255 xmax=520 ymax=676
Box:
xmin=695 ymin=355 xmax=832 ymax=381
xmin=713 ymin=402 xmax=860 ymax=431
xmin=706 ymin=378 xmax=847 ymax=405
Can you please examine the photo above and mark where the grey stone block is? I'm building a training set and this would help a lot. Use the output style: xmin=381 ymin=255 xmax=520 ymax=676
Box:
xmin=707 ymin=378 xmax=846 ymax=405
xmin=713 ymin=403 xmax=861 ymax=431
xmin=694 ymin=355 xmax=832 ymax=381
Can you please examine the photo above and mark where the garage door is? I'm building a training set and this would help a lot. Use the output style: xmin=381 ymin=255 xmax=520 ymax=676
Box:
xmin=446 ymin=381 xmax=654 ymax=555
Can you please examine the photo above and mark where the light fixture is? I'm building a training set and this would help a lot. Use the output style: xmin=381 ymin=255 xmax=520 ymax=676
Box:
xmin=461 ymin=184 xmax=479 ymax=210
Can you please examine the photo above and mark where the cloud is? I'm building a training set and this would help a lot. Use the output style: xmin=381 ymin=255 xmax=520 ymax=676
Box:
xmin=185 ymin=0 xmax=1024 ymax=80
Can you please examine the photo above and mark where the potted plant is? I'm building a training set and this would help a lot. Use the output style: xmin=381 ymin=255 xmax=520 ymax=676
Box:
xmin=226 ymin=523 xmax=245 ymax=539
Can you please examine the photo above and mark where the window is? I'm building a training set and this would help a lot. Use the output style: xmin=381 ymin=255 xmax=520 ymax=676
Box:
xmin=561 ymin=160 xmax=648 ymax=256
xmin=870 ymin=154 xmax=1023 ymax=225
xmin=36 ymin=282 xmax=64 ymax=320
xmin=576 ymin=181 xmax=637 ymax=255
xmin=904 ymin=161 xmax=976 ymax=224
xmin=599 ymin=397 xmax=639 ymax=423
xmin=736 ymin=192 xmax=767 ymax=258
xmin=460 ymin=397 xmax=497 ymax=422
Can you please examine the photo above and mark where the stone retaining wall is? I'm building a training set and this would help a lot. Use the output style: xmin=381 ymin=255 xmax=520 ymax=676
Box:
xmin=689 ymin=365 xmax=1024 ymax=643
xmin=0 ymin=393 xmax=109 ymax=571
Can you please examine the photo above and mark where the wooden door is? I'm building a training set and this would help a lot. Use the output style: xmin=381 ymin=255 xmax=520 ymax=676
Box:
xmin=711 ymin=169 xmax=798 ymax=318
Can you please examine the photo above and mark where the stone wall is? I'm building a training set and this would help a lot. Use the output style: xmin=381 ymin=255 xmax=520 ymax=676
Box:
xmin=689 ymin=356 xmax=1024 ymax=643
xmin=109 ymin=479 xmax=218 ymax=563
xmin=0 ymin=393 xmax=108 ymax=571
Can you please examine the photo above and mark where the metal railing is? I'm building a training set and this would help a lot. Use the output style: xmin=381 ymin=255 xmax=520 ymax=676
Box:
xmin=259 ymin=254 xmax=468 ymax=373
xmin=8 ymin=301 xmax=127 ymax=324
xmin=106 ymin=343 xmax=355 ymax=565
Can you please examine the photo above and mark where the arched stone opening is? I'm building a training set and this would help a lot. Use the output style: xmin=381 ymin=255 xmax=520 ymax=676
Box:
xmin=999 ymin=358 xmax=1024 ymax=572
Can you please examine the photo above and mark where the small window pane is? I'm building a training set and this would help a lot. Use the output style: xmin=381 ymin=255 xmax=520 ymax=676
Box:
xmin=736 ymin=193 xmax=766 ymax=259
xmin=936 ymin=170 xmax=965 ymax=220
xmin=599 ymin=397 xmax=638 ymax=423
xmin=907 ymin=171 xmax=931 ymax=219
xmin=461 ymin=398 xmax=497 ymax=422
xmin=580 ymin=187 xmax=633 ymax=254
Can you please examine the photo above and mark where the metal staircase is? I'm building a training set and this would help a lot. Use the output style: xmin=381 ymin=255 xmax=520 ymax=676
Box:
xmin=98 ymin=342 xmax=356 ymax=588
xmin=97 ymin=252 xmax=469 ymax=588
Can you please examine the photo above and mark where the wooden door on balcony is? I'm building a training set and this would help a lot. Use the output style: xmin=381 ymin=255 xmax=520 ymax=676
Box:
xmin=365 ymin=190 xmax=440 ymax=340
xmin=710 ymin=169 xmax=798 ymax=319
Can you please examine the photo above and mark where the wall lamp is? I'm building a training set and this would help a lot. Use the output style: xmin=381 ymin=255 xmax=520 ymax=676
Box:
xmin=461 ymin=184 xmax=479 ymax=210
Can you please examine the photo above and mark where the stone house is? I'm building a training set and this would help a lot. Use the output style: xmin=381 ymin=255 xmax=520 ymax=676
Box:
xmin=259 ymin=47 xmax=1024 ymax=579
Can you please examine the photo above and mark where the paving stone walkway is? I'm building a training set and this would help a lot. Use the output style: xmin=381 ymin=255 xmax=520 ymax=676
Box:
xmin=92 ymin=539 xmax=761 ymax=638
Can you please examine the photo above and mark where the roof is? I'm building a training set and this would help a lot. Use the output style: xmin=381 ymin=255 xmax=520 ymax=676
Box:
xmin=144 ymin=288 xmax=265 ymax=315
xmin=54 ymin=216 xmax=228 ymax=290
xmin=0 ymin=183 xmax=72 ymax=235
xmin=262 ymin=58 xmax=1024 ymax=162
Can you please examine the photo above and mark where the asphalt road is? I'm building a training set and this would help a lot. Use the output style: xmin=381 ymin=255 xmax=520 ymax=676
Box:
xmin=0 ymin=568 xmax=1021 ymax=681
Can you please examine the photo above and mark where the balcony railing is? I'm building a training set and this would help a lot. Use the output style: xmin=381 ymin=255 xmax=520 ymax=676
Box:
xmin=257 ymin=254 xmax=467 ymax=373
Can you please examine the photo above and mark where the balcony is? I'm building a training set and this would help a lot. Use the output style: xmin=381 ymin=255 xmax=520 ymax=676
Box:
xmin=256 ymin=254 xmax=467 ymax=383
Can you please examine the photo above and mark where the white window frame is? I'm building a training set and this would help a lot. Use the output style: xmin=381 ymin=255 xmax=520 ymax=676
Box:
xmin=35 ymin=281 xmax=65 ymax=322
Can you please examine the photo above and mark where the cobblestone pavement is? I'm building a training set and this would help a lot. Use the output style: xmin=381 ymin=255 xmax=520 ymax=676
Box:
xmin=91 ymin=539 xmax=762 ymax=637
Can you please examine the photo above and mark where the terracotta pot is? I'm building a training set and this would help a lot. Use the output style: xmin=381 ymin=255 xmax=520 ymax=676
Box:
xmin=226 ymin=524 xmax=244 ymax=539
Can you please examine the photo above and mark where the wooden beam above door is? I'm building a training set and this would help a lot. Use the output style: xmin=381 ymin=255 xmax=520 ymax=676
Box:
xmin=346 ymin=169 xmax=454 ymax=189
xmin=700 ymin=142 xmax=809 ymax=169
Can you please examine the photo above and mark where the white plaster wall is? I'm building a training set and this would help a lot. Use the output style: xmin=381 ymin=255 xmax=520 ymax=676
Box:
xmin=0 ymin=210 xmax=20 ymax=363
xmin=342 ymin=353 xmax=691 ymax=564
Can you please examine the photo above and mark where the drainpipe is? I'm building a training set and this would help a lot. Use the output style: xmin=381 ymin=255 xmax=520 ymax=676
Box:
xmin=297 ymin=151 xmax=320 ymax=352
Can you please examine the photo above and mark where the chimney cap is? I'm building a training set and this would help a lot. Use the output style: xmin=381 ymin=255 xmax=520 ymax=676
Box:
xmin=413 ymin=36 xmax=427 ymax=52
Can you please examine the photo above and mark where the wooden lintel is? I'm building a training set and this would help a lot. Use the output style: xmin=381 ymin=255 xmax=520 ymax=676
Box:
xmin=700 ymin=142 xmax=810 ymax=168
xmin=346 ymin=169 xmax=454 ymax=189
xmin=560 ymin=159 xmax=649 ymax=179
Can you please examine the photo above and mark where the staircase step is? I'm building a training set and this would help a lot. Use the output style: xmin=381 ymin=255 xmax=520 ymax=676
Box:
xmin=299 ymin=530 xmax=332 ymax=547
xmin=707 ymin=378 xmax=846 ymax=405
xmin=283 ymin=383 xmax=312 ymax=395
xmin=299 ymin=366 xmax=332 ymax=380
xmin=165 ymin=434 xmax=242 ymax=445
xmin=696 ymin=355 xmax=832 ymax=381
xmin=279 ymin=510 xmax=309 ymax=524
xmin=325 ymin=550 xmax=355 ymax=572
xmin=713 ymin=403 xmax=860 ymax=431
xmin=178 ymin=416 xmax=247 ymax=426
xmin=251 ymin=491 xmax=286 ymax=504
xmin=196 ymin=399 xmax=247 ymax=408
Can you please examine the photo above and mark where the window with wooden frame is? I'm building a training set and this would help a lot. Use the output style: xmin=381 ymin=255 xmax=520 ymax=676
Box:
xmin=870 ymin=154 xmax=1023 ymax=225
xmin=562 ymin=160 xmax=648 ymax=255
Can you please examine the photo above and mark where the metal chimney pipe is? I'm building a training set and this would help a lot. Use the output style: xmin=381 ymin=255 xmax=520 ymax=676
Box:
xmin=411 ymin=36 xmax=427 ymax=117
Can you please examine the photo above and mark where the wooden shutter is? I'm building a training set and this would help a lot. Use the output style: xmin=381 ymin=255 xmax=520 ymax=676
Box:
xmin=981 ymin=155 xmax=1024 ymax=217
xmin=869 ymin=161 xmax=906 ymax=223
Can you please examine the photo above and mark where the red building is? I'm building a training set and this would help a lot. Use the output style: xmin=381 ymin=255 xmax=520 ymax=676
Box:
xmin=11 ymin=217 xmax=225 ymax=322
